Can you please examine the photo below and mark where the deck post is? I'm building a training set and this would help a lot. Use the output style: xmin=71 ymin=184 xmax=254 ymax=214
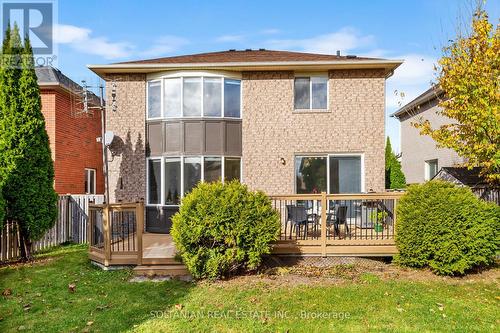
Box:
xmin=103 ymin=204 xmax=111 ymax=266
xmin=320 ymin=192 xmax=327 ymax=257
xmin=393 ymin=198 xmax=398 ymax=236
xmin=136 ymin=201 xmax=144 ymax=265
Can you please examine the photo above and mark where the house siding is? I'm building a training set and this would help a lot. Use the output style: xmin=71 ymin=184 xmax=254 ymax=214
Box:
xmin=242 ymin=69 xmax=386 ymax=194
xmin=399 ymin=98 xmax=464 ymax=184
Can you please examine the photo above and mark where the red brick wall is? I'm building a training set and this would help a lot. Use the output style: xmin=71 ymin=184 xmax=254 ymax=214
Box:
xmin=40 ymin=88 xmax=104 ymax=194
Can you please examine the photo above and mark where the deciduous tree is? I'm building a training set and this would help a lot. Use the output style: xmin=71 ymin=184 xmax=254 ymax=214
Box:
xmin=415 ymin=8 xmax=499 ymax=184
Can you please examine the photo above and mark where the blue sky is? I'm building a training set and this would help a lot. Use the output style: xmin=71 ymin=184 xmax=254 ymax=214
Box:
xmin=26 ymin=0 xmax=500 ymax=151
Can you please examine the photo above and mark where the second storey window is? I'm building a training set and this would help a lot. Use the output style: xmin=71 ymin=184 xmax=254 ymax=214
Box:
xmin=147 ymin=75 xmax=241 ymax=119
xmin=294 ymin=76 xmax=328 ymax=110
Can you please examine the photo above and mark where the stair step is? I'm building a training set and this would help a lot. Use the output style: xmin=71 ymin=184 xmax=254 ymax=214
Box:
xmin=133 ymin=264 xmax=190 ymax=277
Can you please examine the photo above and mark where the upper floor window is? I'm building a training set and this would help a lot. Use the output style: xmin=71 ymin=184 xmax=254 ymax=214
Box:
xmin=147 ymin=75 xmax=241 ymax=119
xmin=294 ymin=76 xmax=328 ymax=110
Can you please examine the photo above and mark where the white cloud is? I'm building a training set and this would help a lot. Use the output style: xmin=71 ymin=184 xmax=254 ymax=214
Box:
xmin=265 ymin=27 xmax=375 ymax=54
xmin=386 ymin=54 xmax=437 ymax=109
xmin=54 ymin=24 xmax=134 ymax=59
xmin=215 ymin=34 xmax=245 ymax=43
xmin=140 ymin=35 xmax=190 ymax=57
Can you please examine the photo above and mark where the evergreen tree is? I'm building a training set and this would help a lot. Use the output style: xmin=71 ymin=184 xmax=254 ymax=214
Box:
xmin=385 ymin=137 xmax=406 ymax=189
xmin=0 ymin=25 xmax=57 ymax=260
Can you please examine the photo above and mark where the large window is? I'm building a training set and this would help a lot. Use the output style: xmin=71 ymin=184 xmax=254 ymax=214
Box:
xmin=294 ymin=76 xmax=328 ymax=110
xmin=148 ymin=75 xmax=241 ymax=119
xmin=147 ymin=156 xmax=241 ymax=205
xmin=295 ymin=154 xmax=363 ymax=194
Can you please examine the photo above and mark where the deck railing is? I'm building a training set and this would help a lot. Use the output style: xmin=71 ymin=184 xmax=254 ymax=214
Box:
xmin=88 ymin=202 xmax=144 ymax=266
xmin=270 ymin=192 xmax=404 ymax=256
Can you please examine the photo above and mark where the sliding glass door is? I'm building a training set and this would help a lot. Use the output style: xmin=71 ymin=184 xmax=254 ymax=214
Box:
xmin=295 ymin=154 xmax=363 ymax=194
xmin=329 ymin=155 xmax=362 ymax=194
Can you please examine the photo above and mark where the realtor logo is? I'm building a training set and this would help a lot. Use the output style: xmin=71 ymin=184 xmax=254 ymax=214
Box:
xmin=1 ymin=1 xmax=56 ymax=56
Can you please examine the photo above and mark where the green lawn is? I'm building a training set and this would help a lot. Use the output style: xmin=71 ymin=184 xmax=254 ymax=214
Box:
xmin=0 ymin=245 xmax=498 ymax=333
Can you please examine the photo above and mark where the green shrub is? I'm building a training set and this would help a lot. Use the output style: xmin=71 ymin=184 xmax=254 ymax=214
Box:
xmin=395 ymin=181 xmax=499 ymax=275
xmin=171 ymin=181 xmax=280 ymax=279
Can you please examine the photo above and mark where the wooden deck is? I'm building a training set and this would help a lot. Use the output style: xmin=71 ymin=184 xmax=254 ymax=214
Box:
xmin=88 ymin=193 xmax=402 ymax=275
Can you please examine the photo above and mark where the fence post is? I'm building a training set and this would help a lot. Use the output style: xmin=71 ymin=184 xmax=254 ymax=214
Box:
xmin=136 ymin=201 xmax=144 ymax=265
xmin=103 ymin=204 xmax=111 ymax=266
xmin=66 ymin=196 xmax=71 ymax=242
xmin=393 ymin=197 xmax=398 ymax=236
xmin=321 ymin=192 xmax=327 ymax=257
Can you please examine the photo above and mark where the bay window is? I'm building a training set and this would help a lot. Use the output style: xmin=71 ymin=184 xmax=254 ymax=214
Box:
xmin=294 ymin=76 xmax=328 ymax=110
xmin=147 ymin=74 xmax=241 ymax=119
xmin=147 ymin=156 xmax=241 ymax=205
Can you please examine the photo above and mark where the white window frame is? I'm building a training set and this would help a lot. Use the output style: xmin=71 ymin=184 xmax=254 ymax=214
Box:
xmin=146 ymin=71 xmax=243 ymax=120
xmin=85 ymin=168 xmax=96 ymax=194
xmin=146 ymin=155 xmax=242 ymax=207
xmin=425 ymin=159 xmax=438 ymax=181
xmin=293 ymin=73 xmax=329 ymax=111
xmin=294 ymin=153 xmax=365 ymax=194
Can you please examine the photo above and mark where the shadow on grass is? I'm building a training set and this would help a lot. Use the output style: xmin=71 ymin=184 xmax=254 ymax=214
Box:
xmin=0 ymin=244 xmax=194 ymax=332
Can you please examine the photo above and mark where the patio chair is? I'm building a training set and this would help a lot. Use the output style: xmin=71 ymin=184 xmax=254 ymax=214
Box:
xmin=327 ymin=205 xmax=348 ymax=238
xmin=286 ymin=205 xmax=312 ymax=239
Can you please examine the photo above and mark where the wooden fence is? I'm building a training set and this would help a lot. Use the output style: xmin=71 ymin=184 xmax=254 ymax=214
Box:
xmin=472 ymin=187 xmax=499 ymax=205
xmin=0 ymin=194 xmax=104 ymax=263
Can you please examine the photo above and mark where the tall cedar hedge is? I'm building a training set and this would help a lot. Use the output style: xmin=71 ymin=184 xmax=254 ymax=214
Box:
xmin=0 ymin=25 xmax=57 ymax=259
xmin=385 ymin=137 xmax=406 ymax=189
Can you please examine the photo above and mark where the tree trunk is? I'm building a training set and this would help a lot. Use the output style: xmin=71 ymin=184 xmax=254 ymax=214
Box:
xmin=18 ymin=226 xmax=33 ymax=261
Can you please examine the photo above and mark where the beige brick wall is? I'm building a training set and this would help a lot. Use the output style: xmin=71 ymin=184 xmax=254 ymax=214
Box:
xmin=104 ymin=74 xmax=146 ymax=203
xmin=104 ymin=69 xmax=387 ymax=202
xmin=242 ymin=69 xmax=386 ymax=195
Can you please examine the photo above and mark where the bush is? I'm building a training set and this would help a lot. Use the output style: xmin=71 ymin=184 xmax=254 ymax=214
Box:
xmin=171 ymin=181 xmax=280 ymax=279
xmin=395 ymin=181 xmax=499 ymax=275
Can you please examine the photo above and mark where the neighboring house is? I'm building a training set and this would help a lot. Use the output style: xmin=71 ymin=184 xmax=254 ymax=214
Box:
xmin=392 ymin=86 xmax=465 ymax=184
xmin=36 ymin=66 xmax=104 ymax=194
xmin=89 ymin=49 xmax=402 ymax=233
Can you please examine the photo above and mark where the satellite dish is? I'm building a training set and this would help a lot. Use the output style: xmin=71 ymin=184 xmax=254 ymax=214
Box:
xmin=104 ymin=131 xmax=115 ymax=146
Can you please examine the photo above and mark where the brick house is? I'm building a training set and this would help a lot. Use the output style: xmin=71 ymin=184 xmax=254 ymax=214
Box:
xmin=88 ymin=49 xmax=402 ymax=233
xmin=391 ymin=86 xmax=465 ymax=184
xmin=37 ymin=66 xmax=104 ymax=194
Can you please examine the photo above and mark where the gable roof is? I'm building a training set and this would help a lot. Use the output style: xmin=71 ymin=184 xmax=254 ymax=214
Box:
xmin=36 ymin=66 xmax=101 ymax=105
xmin=88 ymin=49 xmax=403 ymax=76
xmin=391 ymin=85 xmax=444 ymax=119
xmin=432 ymin=167 xmax=487 ymax=186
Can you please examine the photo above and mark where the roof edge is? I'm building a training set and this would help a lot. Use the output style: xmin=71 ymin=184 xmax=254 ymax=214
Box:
xmin=391 ymin=85 xmax=444 ymax=119
xmin=88 ymin=59 xmax=403 ymax=77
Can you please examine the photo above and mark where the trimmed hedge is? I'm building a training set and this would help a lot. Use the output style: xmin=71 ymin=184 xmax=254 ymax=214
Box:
xmin=171 ymin=181 xmax=280 ymax=280
xmin=395 ymin=181 xmax=499 ymax=275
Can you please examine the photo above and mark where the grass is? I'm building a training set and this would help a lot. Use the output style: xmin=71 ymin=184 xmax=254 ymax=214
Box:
xmin=0 ymin=245 xmax=498 ymax=332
